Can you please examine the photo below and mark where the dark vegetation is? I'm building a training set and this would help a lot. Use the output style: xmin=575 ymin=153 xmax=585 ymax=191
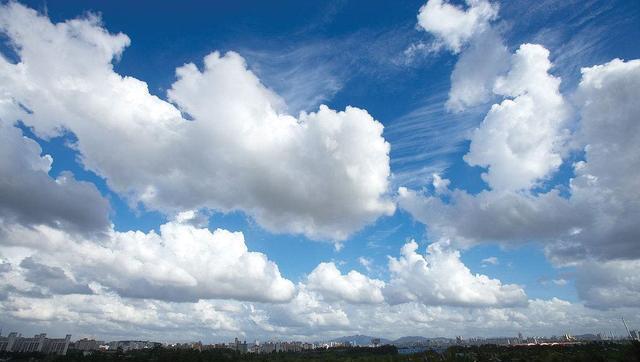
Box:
xmin=2 ymin=341 xmax=639 ymax=362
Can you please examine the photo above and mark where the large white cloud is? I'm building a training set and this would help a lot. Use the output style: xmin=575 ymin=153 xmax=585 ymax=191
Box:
xmin=575 ymin=259 xmax=640 ymax=310
xmin=0 ymin=219 xmax=636 ymax=339
xmin=446 ymin=28 xmax=510 ymax=112
xmin=563 ymin=58 xmax=640 ymax=262
xmin=0 ymin=214 xmax=295 ymax=303
xmin=3 ymin=282 xmax=636 ymax=342
xmin=257 ymin=286 xmax=352 ymax=335
xmin=0 ymin=3 xmax=394 ymax=241
xmin=417 ymin=0 xmax=499 ymax=53
xmin=416 ymin=0 xmax=512 ymax=112
xmin=464 ymin=44 xmax=569 ymax=191
xmin=399 ymin=55 xmax=640 ymax=308
xmin=0 ymin=292 xmax=243 ymax=341
xmin=398 ymin=186 xmax=584 ymax=249
xmin=306 ymin=262 xmax=385 ymax=304
xmin=384 ymin=240 xmax=527 ymax=307
xmin=431 ymin=57 xmax=639 ymax=262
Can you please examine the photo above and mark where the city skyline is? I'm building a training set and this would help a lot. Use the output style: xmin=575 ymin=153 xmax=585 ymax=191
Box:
xmin=2 ymin=328 xmax=639 ymax=348
xmin=0 ymin=0 xmax=639 ymax=343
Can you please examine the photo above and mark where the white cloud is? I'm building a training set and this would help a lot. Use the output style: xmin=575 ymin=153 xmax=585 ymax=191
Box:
xmin=0 ymin=218 xmax=295 ymax=303
xmin=446 ymin=28 xmax=509 ymax=111
xmin=0 ymin=223 xmax=551 ymax=338
xmin=306 ymin=262 xmax=385 ymax=304
xmin=5 ymin=286 xmax=636 ymax=341
xmin=416 ymin=0 xmax=499 ymax=53
xmin=1 ymin=232 xmax=638 ymax=340
xmin=400 ymin=54 xmax=640 ymax=309
xmin=415 ymin=0 xmax=509 ymax=112
xmin=481 ymin=256 xmax=499 ymax=266
xmin=540 ymin=59 xmax=640 ymax=265
xmin=431 ymin=173 xmax=450 ymax=195
xmin=261 ymin=287 xmax=351 ymax=333
xmin=358 ymin=256 xmax=373 ymax=272
xmin=0 ymin=3 xmax=394 ymax=242
xmin=0 ymin=292 xmax=243 ymax=341
xmin=565 ymin=58 xmax=640 ymax=261
xmin=384 ymin=240 xmax=527 ymax=307
xmin=575 ymin=259 xmax=640 ymax=310
xmin=574 ymin=66 xmax=640 ymax=262
xmin=464 ymin=44 xmax=569 ymax=191
xmin=398 ymin=187 xmax=582 ymax=249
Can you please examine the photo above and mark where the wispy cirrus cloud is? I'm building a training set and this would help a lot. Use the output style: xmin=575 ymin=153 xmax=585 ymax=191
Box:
xmin=385 ymin=92 xmax=486 ymax=188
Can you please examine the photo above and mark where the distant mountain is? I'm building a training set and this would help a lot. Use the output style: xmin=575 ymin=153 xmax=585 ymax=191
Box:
xmin=391 ymin=336 xmax=431 ymax=346
xmin=328 ymin=335 xmax=391 ymax=346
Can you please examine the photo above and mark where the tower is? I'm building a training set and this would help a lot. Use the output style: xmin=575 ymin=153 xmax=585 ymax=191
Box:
xmin=622 ymin=317 xmax=633 ymax=340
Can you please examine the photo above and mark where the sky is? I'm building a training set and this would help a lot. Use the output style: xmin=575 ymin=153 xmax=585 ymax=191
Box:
xmin=0 ymin=0 xmax=639 ymax=343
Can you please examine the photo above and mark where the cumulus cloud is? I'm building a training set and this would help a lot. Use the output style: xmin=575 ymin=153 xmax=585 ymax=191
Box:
xmin=0 ymin=3 xmax=394 ymax=241
xmin=306 ymin=262 xmax=385 ymax=304
xmin=400 ymin=50 xmax=640 ymax=309
xmin=431 ymin=173 xmax=450 ymax=195
xmin=0 ymin=122 xmax=110 ymax=234
xmin=564 ymin=58 xmax=640 ymax=262
xmin=575 ymin=259 xmax=640 ymax=310
xmin=398 ymin=187 xmax=582 ymax=249
xmin=5 ymin=283 xmax=635 ymax=341
xmin=535 ymin=58 xmax=640 ymax=265
xmin=0 ymin=292 xmax=242 ymax=339
xmin=400 ymin=59 xmax=640 ymax=260
xmin=416 ymin=0 xmax=511 ymax=112
xmin=0 ymin=215 xmax=538 ymax=336
xmin=446 ymin=28 xmax=510 ymax=111
xmin=398 ymin=44 xmax=576 ymax=246
xmin=0 ymin=222 xmax=636 ymax=339
xmin=259 ymin=287 xmax=351 ymax=333
xmin=417 ymin=0 xmax=499 ymax=53
xmin=0 ymin=216 xmax=295 ymax=303
xmin=384 ymin=240 xmax=527 ymax=307
xmin=464 ymin=44 xmax=569 ymax=191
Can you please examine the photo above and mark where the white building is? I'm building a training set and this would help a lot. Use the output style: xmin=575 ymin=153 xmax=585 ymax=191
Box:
xmin=0 ymin=332 xmax=71 ymax=355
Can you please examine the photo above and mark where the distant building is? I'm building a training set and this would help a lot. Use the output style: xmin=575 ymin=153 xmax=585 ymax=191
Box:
xmin=12 ymin=333 xmax=46 ymax=353
xmin=249 ymin=341 xmax=313 ymax=354
xmin=229 ymin=338 xmax=248 ymax=353
xmin=0 ymin=332 xmax=18 ymax=352
xmin=42 ymin=335 xmax=72 ymax=355
xmin=107 ymin=340 xmax=161 ymax=351
xmin=72 ymin=338 xmax=105 ymax=351
xmin=0 ymin=332 xmax=71 ymax=355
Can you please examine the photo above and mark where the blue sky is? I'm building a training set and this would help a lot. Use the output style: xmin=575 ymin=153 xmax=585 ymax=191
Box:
xmin=0 ymin=0 xmax=639 ymax=342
